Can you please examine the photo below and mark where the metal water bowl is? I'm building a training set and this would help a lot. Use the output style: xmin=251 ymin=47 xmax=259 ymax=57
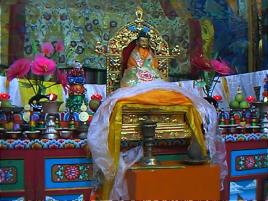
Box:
xmin=39 ymin=101 xmax=63 ymax=114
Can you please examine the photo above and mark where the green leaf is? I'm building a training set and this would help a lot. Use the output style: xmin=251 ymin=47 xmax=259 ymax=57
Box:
xmin=19 ymin=81 xmax=32 ymax=88
xmin=194 ymin=80 xmax=206 ymax=87
xmin=44 ymin=75 xmax=52 ymax=81
xmin=41 ymin=88 xmax=46 ymax=95
xmin=203 ymin=71 xmax=209 ymax=83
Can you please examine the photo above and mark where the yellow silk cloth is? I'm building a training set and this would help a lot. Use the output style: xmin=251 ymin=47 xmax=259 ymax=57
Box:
xmin=127 ymin=47 xmax=159 ymax=69
xmin=102 ymin=89 xmax=207 ymax=199
xmin=18 ymin=79 xmax=64 ymax=106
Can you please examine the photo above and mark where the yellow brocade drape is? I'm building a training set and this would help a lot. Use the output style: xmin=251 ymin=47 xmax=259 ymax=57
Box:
xmin=19 ymin=79 xmax=64 ymax=106
xmin=102 ymin=89 xmax=207 ymax=199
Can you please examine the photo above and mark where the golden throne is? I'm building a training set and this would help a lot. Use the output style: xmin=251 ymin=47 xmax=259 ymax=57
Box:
xmin=96 ymin=7 xmax=192 ymax=142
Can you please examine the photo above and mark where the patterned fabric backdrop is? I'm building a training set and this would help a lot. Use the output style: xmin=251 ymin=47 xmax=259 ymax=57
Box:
xmin=23 ymin=0 xmax=190 ymax=82
xmin=2 ymin=0 xmax=265 ymax=83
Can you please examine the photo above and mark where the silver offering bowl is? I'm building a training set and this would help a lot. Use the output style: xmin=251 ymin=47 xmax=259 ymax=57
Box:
xmin=40 ymin=101 xmax=63 ymax=139
xmin=43 ymin=114 xmax=59 ymax=139
xmin=58 ymin=128 xmax=73 ymax=139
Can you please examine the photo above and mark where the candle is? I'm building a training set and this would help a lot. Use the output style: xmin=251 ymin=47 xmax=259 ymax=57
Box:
xmin=48 ymin=93 xmax=57 ymax=101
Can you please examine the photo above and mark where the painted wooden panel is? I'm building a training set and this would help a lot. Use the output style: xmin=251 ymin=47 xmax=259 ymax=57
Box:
xmin=45 ymin=194 xmax=83 ymax=201
xmin=0 ymin=160 xmax=24 ymax=191
xmin=0 ymin=197 xmax=24 ymax=201
xmin=229 ymin=179 xmax=257 ymax=200
xmin=230 ymin=148 xmax=268 ymax=177
xmin=44 ymin=157 xmax=95 ymax=189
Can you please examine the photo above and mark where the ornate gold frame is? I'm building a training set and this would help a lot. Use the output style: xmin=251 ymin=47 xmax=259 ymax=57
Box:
xmin=95 ymin=6 xmax=182 ymax=94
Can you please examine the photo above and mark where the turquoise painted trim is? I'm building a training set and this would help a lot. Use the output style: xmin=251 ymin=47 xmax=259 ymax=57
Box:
xmin=0 ymin=196 xmax=24 ymax=201
xmin=230 ymin=148 xmax=268 ymax=177
xmin=156 ymin=154 xmax=185 ymax=161
xmin=45 ymin=157 xmax=95 ymax=189
xmin=46 ymin=194 xmax=82 ymax=201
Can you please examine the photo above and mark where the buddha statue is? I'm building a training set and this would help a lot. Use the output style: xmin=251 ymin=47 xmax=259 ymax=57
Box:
xmin=120 ymin=31 xmax=162 ymax=87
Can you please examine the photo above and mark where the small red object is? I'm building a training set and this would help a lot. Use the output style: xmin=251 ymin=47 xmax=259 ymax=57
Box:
xmin=0 ymin=92 xmax=10 ymax=100
xmin=91 ymin=93 xmax=102 ymax=101
xmin=213 ymin=95 xmax=222 ymax=101
xmin=246 ymin=95 xmax=255 ymax=103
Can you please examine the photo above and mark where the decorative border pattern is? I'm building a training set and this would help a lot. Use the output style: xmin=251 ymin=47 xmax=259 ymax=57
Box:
xmin=0 ymin=139 xmax=87 ymax=150
xmin=222 ymin=133 xmax=268 ymax=142
xmin=52 ymin=163 xmax=93 ymax=182
xmin=0 ymin=138 xmax=189 ymax=150
xmin=0 ymin=167 xmax=17 ymax=184
xmin=230 ymin=149 xmax=268 ymax=176
xmin=121 ymin=138 xmax=188 ymax=148
xmin=236 ymin=154 xmax=268 ymax=171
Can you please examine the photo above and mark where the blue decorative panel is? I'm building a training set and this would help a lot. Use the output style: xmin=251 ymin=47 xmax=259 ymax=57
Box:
xmin=45 ymin=194 xmax=83 ymax=201
xmin=0 ymin=197 xmax=24 ymax=201
xmin=230 ymin=148 xmax=268 ymax=177
xmin=45 ymin=157 xmax=95 ymax=189
xmin=230 ymin=180 xmax=256 ymax=200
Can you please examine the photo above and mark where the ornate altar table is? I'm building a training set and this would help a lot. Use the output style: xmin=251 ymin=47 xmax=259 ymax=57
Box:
xmin=0 ymin=139 xmax=94 ymax=201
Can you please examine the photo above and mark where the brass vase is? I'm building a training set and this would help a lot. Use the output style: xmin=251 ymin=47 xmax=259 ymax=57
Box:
xmin=141 ymin=120 xmax=160 ymax=166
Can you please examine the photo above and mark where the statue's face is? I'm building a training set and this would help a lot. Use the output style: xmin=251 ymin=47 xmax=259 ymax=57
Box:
xmin=137 ymin=37 xmax=149 ymax=48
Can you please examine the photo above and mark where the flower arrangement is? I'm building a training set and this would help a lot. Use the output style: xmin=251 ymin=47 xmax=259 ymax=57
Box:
xmin=191 ymin=54 xmax=233 ymax=97
xmin=6 ymin=40 xmax=68 ymax=97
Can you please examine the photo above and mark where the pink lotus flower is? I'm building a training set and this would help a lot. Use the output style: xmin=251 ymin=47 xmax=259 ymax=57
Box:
xmin=41 ymin=42 xmax=54 ymax=57
xmin=55 ymin=40 xmax=64 ymax=52
xmin=191 ymin=54 xmax=213 ymax=72
xmin=57 ymin=69 xmax=68 ymax=94
xmin=32 ymin=55 xmax=56 ymax=75
xmin=7 ymin=58 xmax=31 ymax=81
xmin=211 ymin=59 xmax=233 ymax=75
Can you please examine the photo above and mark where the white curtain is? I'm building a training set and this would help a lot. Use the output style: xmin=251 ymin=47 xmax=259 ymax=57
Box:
xmin=0 ymin=70 xmax=267 ymax=107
